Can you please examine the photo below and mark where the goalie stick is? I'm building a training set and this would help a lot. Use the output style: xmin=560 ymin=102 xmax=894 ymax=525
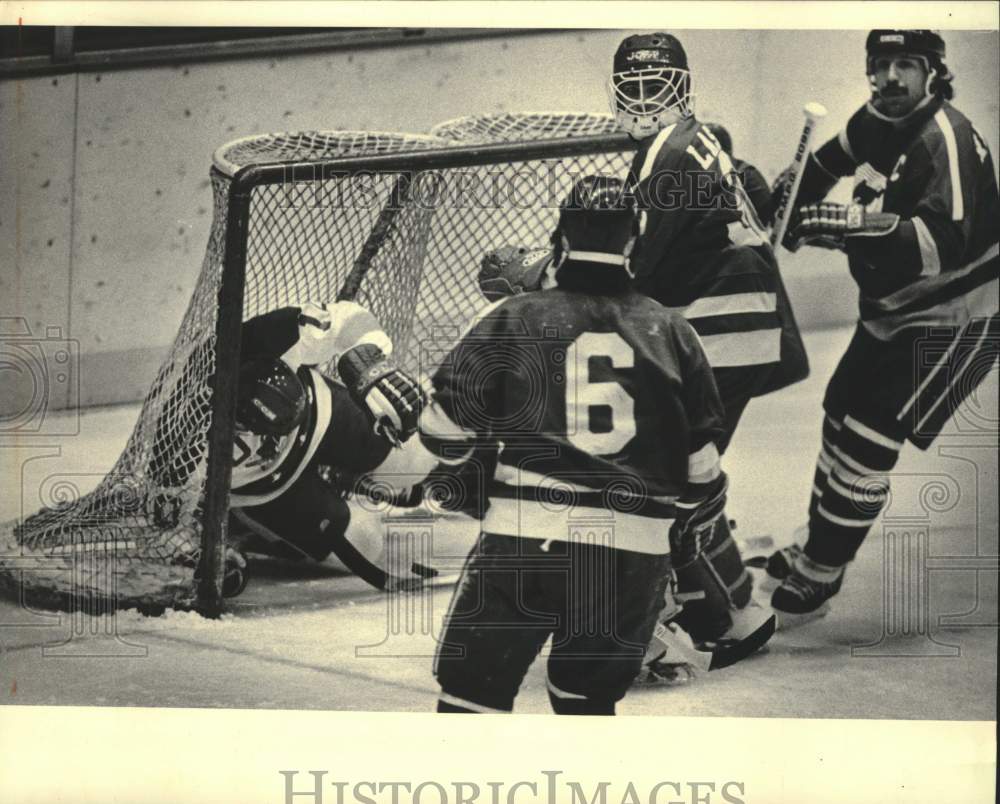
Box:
xmin=770 ymin=101 xmax=828 ymax=249
xmin=644 ymin=611 xmax=776 ymax=677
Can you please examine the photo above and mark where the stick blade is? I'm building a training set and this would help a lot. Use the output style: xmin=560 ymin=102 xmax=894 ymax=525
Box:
xmin=707 ymin=613 xmax=777 ymax=670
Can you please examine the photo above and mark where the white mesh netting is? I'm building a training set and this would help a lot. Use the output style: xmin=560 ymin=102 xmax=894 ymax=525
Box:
xmin=1 ymin=116 xmax=634 ymax=611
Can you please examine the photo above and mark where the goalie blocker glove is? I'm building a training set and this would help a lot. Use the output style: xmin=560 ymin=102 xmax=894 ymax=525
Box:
xmin=338 ymin=343 xmax=426 ymax=446
xmin=787 ymin=202 xmax=899 ymax=251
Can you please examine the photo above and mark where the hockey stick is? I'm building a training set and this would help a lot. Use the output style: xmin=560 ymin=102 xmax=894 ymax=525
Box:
xmin=337 ymin=171 xmax=416 ymax=302
xmin=707 ymin=613 xmax=776 ymax=669
xmin=644 ymin=612 xmax=776 ymax=676
xmin=769 ymin=101 xmax=828 ymax=249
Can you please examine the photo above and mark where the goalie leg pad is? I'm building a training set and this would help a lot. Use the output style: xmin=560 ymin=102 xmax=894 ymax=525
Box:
xmin=231 ymin=471 xmax=352 ymax=562
xmin=671 ymin=510 xmax=753 ymax=643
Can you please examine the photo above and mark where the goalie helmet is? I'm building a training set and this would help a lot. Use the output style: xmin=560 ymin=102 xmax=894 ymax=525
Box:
xmin=553 ymin=175 xmax=637 ymax=275
xmin=608 ymin=32 xmax=693 ymax=139
xmin=477 ymin=244 xmax=553 ymax=302
xmin=236 ymin=357 xmax=307 ymax=437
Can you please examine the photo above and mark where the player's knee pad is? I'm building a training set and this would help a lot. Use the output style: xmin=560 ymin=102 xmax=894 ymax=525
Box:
xmin=670 ymin=486 xmax=752 ymax=643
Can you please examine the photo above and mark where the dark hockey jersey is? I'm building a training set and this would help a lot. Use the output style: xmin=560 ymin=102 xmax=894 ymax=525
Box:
xmin=151 ymin=301 xmax=393 ymax=506
xmin=422 ymin=284 xmax=727 ymax=554
xmin=799 ymin=98 xmax=999 ymax=340
xmin=626 ymin=116 xmax=808 ymax=389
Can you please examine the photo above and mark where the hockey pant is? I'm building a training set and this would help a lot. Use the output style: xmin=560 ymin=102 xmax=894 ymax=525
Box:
xmin=434 ymin=532 xmax=672 ymax=714
xmin=805 ymin=316 xmax=999 ymax=569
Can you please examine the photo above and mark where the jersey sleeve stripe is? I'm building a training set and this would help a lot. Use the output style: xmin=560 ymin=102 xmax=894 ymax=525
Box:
xmin=672 ymin=291 xmax=777 ymax=319
xmin=912 ymin=217 xmax=942 ymax=277
xmin=687 ymin=442 xmax=720 ymax=482
xmin=837 ymin=126 xmax=858 ymax=164
xmin=638 ymin=123 xmax=678 ymax=181
xmin=696 ymin=328 xmax=782 ymax=368
xmin=933 ymin=109 xmax=964 ymax=221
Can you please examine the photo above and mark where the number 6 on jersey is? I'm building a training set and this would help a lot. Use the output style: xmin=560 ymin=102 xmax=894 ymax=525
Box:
xmin=565 ymin=332 xmax=637 ymax=454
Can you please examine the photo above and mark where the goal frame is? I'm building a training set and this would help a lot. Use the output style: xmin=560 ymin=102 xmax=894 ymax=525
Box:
xmin=198 ymin=131 xmax=637 ymax=614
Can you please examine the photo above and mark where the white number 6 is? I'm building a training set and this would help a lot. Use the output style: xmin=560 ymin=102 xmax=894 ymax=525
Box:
xmin=565 ymin=332 xmax=636 ymax=454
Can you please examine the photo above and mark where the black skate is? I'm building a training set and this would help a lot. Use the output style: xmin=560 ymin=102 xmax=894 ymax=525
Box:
xmin=771 ymin=566 xmax=843 ymax=630
xmin=747 ymin=543 xmax=802 ymax=593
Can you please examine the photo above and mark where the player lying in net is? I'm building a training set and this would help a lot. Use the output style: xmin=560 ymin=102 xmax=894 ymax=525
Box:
xmin=149 ymin=299 xmax=448 ymax=595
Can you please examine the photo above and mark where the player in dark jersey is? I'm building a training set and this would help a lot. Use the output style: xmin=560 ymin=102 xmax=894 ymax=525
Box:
xmin=425 ymin=176 xmax=767 ymax=715
xmin=763 ymin=30 xmax=999 ymax=626
xmin=607 ymin=32 xmax=809 ymax=647
xmin=703 ymin=122 xmax=775 ymax=225
xmin=150 ymin=300 xmax=436 ymax=594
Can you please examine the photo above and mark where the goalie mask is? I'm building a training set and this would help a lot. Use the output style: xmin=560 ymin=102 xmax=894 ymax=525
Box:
xmin=236 ymin=358 xmax=308 ymax=438
xmin=552 ymin=176 xmax=638 ymax=277
xmin=608 ymin=32 xmax=693 ymax=140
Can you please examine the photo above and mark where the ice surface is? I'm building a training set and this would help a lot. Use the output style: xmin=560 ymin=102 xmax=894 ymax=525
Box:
xmin=0 ymin=327 xmax=996 ymax=717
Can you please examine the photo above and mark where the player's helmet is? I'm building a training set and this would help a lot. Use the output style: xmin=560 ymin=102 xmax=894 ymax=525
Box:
xmin=477 ymin=244 xmax=553 ymax=302
xmin=553 ymin=175 xmax=637 ymax=275
xmin=236 ymin=358 xmax=308 ymax=437
xmin=865 ymin=30 xmax=953 ymax=94
xmin=608 ymin=32 xmax=693 ymax=139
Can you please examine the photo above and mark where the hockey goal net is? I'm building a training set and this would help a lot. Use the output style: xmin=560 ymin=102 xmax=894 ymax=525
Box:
xmin=1 ymin=113 xmax=635 ymax=614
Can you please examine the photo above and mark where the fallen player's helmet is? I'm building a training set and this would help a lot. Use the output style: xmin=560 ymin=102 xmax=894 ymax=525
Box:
xmin=553 ymin=175 xmax=637 ymax=274
xmin=477 ymin=244 xmax=553 ymax=301
xmin=236 ymin=357 xmax=308 ymax=437
xmin=608 ymin=32 xmax=692 ymax=139
xmin=865 ymin=30 xmax=952 ymax=86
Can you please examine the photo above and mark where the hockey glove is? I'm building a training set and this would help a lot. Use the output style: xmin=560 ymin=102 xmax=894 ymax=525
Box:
xmin=477 ymin=244 xmax=552 ymax=302
xmin=338 ymin=343 xmax=426 ymax=446
xmin=789 ymin=202 xmax=899 ymax=251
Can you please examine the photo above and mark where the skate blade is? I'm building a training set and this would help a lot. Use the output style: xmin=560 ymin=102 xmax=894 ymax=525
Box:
xmin=775 ymin=602 xmax=831 ymax=631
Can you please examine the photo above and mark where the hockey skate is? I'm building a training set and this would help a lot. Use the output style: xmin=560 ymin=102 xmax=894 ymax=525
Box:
xmin=771 ymin=561 xmax=844 ymax=630
xmin=744 ymin=523 xmax=809 ymax=593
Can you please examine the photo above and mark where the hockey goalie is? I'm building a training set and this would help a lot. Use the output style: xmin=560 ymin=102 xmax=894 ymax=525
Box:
xmin=150 ymin=299 xmax=477 ymax=597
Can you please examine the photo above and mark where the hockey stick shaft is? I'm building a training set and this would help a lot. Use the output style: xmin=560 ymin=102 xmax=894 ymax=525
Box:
xmin=337 ymin=171 xmax=415 ymax=302
xmin=770 ymin=102 xmax=828 ymax=249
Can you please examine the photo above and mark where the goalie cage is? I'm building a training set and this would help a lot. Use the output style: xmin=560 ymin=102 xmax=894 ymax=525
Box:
xmin=0 ymin=112 xmax=634 ymax=615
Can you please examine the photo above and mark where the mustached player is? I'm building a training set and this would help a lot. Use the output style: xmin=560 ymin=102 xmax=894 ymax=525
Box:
xmin=429 ymin=176 xmax=743 ymax=714
xmin=151 ymin=300 xmax=437 ymax=594
xmin=763 ymin=30 xmax=999 ymax=626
